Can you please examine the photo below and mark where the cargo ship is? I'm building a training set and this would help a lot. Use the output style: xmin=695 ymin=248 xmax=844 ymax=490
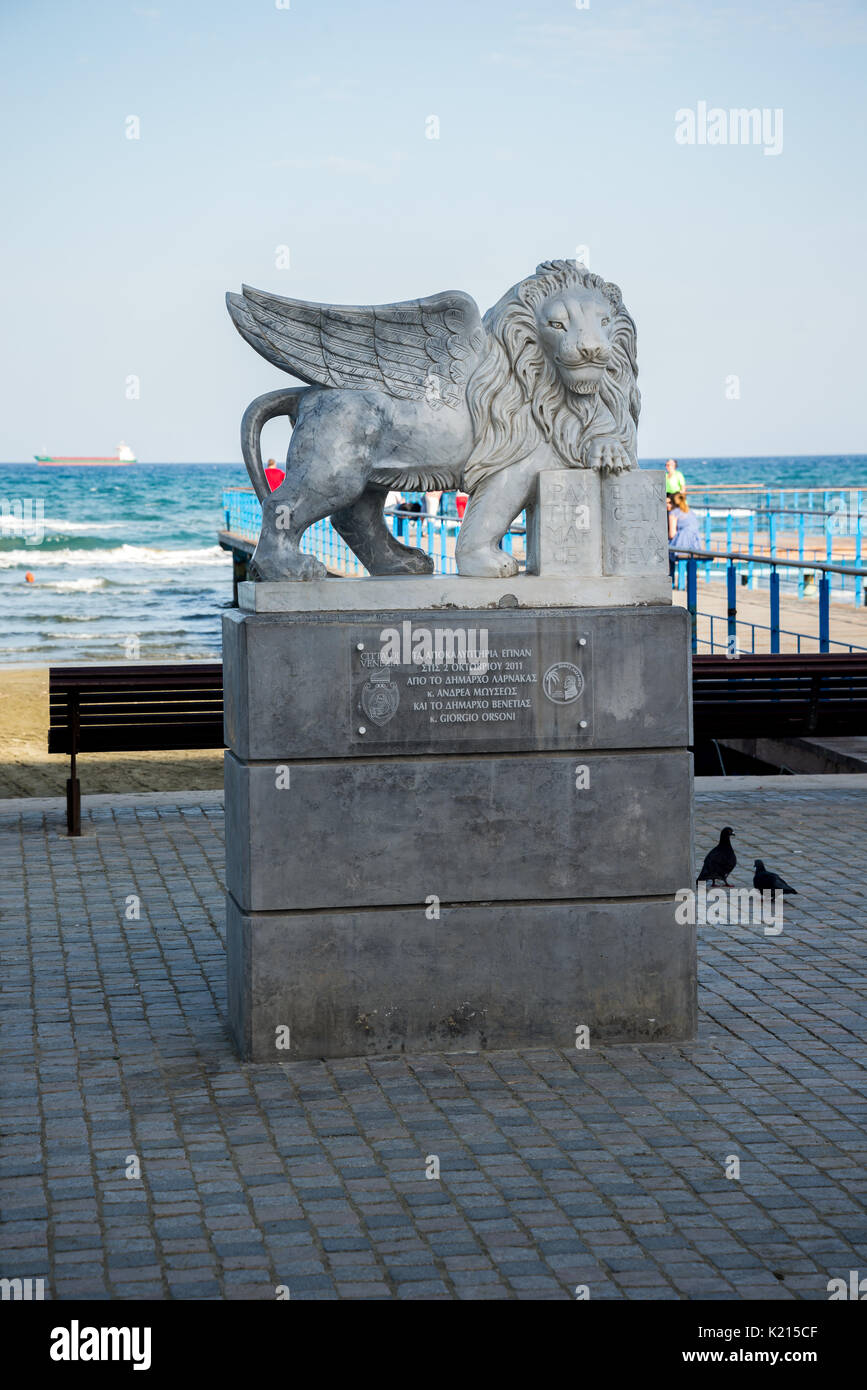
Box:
xmin=35 ymin=442 xmax=136 ymax=467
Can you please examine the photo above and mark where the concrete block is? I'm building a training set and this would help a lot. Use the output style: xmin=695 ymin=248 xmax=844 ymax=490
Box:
xmin=223 ymin=604 xmax=691 ymax=760
xmin=237 ymin=572 xmax=671 ymax=612
xmin=224 ymin=748 xmax=693 ymax=913
xmin=226 ymin=896 xmax=697 ymax=1061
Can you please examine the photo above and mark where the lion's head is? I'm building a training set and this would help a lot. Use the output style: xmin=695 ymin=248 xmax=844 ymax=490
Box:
xmin=463 ymin=260 xmax=640 ymax=494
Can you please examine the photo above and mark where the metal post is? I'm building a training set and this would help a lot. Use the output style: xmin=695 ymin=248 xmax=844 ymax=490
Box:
xmin=727 ymin=561 xmax=737 ymax=652
xmin=231 ymin=550 xmax=247 ymax=607
xmin=819 ymin=575 xmax=830 ymax=653
xmin=769 ymin=510 xmax=777 ymax=560
xmin=798 ymin=513 xmax=805 ymax=597
xmin=687 ymin=556 xmax=697 ymax=654
xmin=67 ymin=689 xmax=81 ymax=837
xmin=857 ymin=510 xmax=863 ymax=607
xmin=770 ymin=568 xmax=780 ymax=654
xmin=726 ymin=511 xmax=733 ymax=554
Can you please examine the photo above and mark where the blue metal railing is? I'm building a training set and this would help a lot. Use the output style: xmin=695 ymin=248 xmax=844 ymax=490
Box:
xmin=672 ymin=547 xmax=867 ymax=656
xmin=222 ymin=488 xmax=526 ymax=578
xmin=690 ymin=487 xmax=866 ymax=604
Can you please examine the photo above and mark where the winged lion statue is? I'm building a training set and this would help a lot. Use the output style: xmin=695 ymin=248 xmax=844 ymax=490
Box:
xmin=226 ymin=258 xmax=640 ymax=580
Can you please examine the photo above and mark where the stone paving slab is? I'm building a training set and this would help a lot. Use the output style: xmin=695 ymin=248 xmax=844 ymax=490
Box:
xmin=1 ymin=780 xmax=865 ymax=1301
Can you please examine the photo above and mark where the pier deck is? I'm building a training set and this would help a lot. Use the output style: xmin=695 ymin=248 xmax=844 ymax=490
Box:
xmin=674 ymin=582 xmax=867 ymax=654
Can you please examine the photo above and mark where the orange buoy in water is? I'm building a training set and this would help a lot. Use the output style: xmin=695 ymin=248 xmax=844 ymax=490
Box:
xmin=25 ymin=571 xmax=35 ymax=583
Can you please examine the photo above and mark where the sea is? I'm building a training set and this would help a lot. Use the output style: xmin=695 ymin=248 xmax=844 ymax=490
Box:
xmin=1 ymin=456 xmax=866 ymax=665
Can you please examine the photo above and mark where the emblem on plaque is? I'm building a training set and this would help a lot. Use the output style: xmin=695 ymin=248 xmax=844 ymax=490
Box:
xmin=360 ymin=669 xmax=400 ymax=726
xmin=542 ymin=662 xmax=584 ymax=705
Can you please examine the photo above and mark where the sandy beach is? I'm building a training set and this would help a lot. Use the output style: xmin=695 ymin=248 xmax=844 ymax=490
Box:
xmin=0 ymin=667 xmax=224 ymax=799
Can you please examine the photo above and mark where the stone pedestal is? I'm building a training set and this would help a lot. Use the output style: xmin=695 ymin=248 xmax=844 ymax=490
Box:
xmin=224 ymin=471 xmax=695 ymax=1060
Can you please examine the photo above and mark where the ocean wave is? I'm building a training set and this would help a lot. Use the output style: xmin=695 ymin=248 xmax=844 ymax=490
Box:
xmin=50 ymin=577 xmax=108 ymax=592
xmin=0 ymin=533 xmax=178 ymax=554
xmin=0 ymin=544 xmax=231 ymax=570
xmin=41 ymin=517 xmax=133 ymax=533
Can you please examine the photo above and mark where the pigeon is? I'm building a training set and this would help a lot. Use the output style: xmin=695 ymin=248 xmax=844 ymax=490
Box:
xmin=753 ymin=860 xmax=798 ymax=894
xmin=697 ymin=827 xmax=736 ymax=886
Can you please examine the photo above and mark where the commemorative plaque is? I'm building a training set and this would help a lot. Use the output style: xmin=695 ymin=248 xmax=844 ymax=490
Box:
xmin=349 ymin=616 xmax=593 ymax=747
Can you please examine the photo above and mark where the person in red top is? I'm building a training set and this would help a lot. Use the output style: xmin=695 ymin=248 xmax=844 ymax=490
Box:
xmin=264 ymin=458 xmax=285 ymax=491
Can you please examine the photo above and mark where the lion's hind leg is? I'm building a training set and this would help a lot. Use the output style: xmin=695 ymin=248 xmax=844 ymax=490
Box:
xmin=331 ymin=486 xmax=434 ymax=576
xmin=248 ymin=390 xmax=376 ymax=581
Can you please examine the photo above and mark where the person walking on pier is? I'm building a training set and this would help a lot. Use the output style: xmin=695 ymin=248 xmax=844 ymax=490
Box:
xmin=668 ymin=491 xmax=702 ymax=584
xmin=665 ymin=458 xmax=686 ymax=496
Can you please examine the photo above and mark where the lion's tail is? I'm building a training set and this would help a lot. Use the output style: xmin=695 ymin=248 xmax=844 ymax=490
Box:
xmin=240 ymin=387 xmax=308 ymax=503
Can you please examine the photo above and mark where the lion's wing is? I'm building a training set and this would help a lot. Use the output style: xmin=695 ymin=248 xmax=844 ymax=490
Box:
xmin=226 ymin=285 xmax=485 ymax=408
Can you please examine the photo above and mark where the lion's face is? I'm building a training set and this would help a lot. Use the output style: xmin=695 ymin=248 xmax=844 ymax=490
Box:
xmin=535 ymin=288 xmax=616 ymax=396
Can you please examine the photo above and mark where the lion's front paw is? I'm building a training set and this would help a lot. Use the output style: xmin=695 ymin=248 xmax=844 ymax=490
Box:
xmin=586 ymin=439 xmax=632 ymax=475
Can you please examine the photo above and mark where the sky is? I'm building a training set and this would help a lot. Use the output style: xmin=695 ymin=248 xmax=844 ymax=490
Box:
xmin=1 ymin=0 xmax=865 ymax=462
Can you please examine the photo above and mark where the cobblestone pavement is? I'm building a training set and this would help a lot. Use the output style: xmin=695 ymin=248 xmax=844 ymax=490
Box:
xmin=1 ymin=782 xmax=865 ymax=1301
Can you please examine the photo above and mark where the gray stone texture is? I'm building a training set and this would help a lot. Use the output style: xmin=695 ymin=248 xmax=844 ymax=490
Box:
xmin=526 ymin=470 xmax=602 ymax=576
xmin=227 ymin=897 xmax=697 ymax=1062
xmin=602 ymin=471 xmax=669 ymax=577
xmin=224 ymin=748 xmax=693 ymax=914
xmin=237 ymin=573 xmax=672 ymax=613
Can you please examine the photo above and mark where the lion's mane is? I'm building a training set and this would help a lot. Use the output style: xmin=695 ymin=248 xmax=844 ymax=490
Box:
xmin=463 ymin=260 xmax=640 ymax=495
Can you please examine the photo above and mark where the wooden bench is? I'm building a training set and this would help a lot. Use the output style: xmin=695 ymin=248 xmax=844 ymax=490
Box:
xmin=692 ymin=652 xmax=867 ymax=740
xmin=48 ymin=663 xmax=224 ymax=835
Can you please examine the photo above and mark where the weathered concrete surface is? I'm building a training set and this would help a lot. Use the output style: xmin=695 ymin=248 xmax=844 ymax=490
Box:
xmin=720 ymin=735 xmax=867 ymax=776
xmin=238 ymin=573 xmax=672 ymax=612
xmin=227 ymin=896 xmax=697 ymax=1061
xmin=223 ymin=604 xmax=691 ymax=760
xmin=224 ymin=749 xmax=693 ymax=914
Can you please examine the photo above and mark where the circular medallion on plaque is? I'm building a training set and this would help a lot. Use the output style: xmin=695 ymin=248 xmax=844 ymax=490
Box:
xmin=542 ymin=662 xmax=584 ymax=705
